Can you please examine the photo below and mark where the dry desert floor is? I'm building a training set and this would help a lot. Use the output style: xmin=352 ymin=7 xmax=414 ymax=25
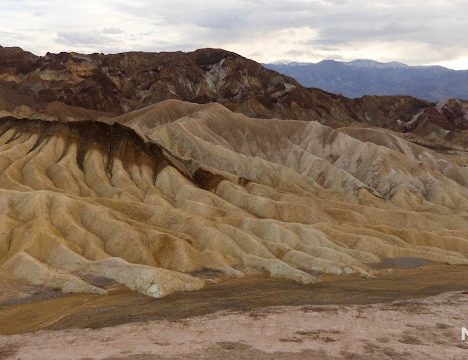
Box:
xmin=1 ymin=262 xmax=467 ymax=359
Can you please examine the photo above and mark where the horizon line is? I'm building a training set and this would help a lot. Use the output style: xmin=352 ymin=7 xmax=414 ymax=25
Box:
xmin=2 ymin=44 xmax=467 ymax=71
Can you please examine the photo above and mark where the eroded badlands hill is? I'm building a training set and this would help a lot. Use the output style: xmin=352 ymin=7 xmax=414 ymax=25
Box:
xmin=0 ymin=100 xmax=467 ymax=297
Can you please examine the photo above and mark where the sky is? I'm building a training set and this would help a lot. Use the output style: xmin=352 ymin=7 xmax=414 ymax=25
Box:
xmin=1 ymin=0 xmax=468 ymax=69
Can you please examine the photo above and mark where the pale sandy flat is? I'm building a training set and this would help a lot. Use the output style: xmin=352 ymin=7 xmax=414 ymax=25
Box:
xmin=1 ymin=291 xmax=467 ymax=360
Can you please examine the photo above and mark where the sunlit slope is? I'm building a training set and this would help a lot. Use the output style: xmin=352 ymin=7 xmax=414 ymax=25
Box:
xmin=1 ymin=101 xmax=467 ymax=297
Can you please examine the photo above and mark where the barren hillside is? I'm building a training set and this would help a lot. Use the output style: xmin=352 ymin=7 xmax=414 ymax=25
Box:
xmin=0 ymin=100 xmax=467 ymax=297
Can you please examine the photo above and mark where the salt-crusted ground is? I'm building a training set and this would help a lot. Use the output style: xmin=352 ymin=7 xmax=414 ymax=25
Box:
xmin=1 ymin=291 xmax=467 ymax=360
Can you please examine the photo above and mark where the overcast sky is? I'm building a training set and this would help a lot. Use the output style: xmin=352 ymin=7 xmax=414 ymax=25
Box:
xmin=1 ymin=0 xmax=468 ymax=69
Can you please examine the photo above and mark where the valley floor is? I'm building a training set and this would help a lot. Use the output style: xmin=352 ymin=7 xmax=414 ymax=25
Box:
xmin=0 ymin=290 xmax=467 ymax=360
xmin=0 ymin=262 xmax=468 ymax=359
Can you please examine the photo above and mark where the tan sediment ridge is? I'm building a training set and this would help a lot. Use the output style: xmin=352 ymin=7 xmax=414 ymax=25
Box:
xmin=0 ymin=100 xmax=467 ymax=298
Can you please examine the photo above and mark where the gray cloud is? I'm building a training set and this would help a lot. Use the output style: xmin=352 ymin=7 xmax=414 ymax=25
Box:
xmin=102 ymin=27 xmax=124 ymax=35
xmin=55 ymin=31 xmax=117 ymax=47
xmin=0 ymin=30 xmax=35 ymax=42
xmin=106 ymin=0 xmax=468 ymax=65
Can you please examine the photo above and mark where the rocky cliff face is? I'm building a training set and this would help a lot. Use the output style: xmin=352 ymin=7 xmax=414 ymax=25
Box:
xmin=0 ymin=47 xmax=306 ymax=116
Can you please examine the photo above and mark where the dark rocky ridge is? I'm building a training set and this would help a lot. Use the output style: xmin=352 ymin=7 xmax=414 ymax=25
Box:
xmin=0 ymin=46 xmax=467 ymax=145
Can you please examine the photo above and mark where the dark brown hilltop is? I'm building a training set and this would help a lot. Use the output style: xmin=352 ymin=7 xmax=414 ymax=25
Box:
xmin=1 ymin=46 xmax=467 ymax=149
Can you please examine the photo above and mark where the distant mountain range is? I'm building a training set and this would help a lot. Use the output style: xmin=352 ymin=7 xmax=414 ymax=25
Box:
xmin=265 ymin=60 xmax=468 ymax=102
xmin=0 ymin=46 xmax=467 ymax=149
